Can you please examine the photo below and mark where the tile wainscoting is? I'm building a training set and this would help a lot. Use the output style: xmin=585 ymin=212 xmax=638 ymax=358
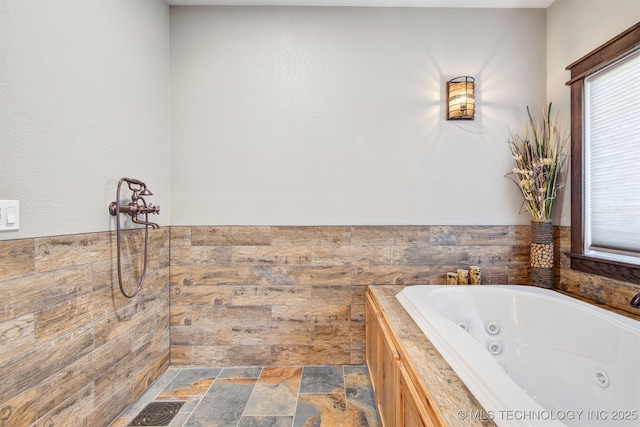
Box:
xmin=0 ymin=229 xmax=170 ymax=427
xmin=169 ymin=225 xmax=532 ymax=367
xmin=555 ymin=227 xmax=640 ymax=315
xmin=1 ymin=225 xmax=638 ymax=426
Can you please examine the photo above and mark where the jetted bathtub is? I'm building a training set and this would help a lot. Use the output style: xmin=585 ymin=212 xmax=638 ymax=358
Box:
xmin=396 ymin=285 xmax=640 ymax=426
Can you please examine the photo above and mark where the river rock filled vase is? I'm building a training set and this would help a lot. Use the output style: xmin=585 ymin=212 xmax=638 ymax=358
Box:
xmin=530 ymin=220 xmax=554 ymax=288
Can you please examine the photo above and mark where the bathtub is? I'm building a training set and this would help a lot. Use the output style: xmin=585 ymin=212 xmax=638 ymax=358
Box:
xmin=396 ymin=285 xmax=640 ymax=426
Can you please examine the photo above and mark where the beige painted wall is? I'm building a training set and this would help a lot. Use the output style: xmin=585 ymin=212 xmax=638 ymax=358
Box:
xmin=0 ymin=0 xmax=170 ymax=240
xmin=169 ymin=6 xmax=547 ymax=227
xmin=2 ymin=1 xmax=638 ymax=239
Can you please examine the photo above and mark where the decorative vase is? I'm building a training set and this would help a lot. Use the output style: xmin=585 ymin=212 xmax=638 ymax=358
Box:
xmin=530 ymin=220 xmax=554 ymax=288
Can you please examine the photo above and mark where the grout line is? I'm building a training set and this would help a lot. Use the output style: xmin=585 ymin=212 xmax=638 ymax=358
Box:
xmin=342 ymin=365 xmax=348 ymax=414
xmin=177 ymin=367 xmax=220 ymax=427
xmin=236 ymin=366 xmax=263 ymax=425
xmin=291 ymin=365 xmax=304 ymax=427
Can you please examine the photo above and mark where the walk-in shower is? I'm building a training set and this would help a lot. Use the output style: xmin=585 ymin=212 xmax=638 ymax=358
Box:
xmin=109 ymin=177 xmax=160 ymax=298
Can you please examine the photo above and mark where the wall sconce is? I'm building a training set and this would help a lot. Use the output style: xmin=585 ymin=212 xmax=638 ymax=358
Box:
xmin=446 ymin=76 xmax=475 ymax=120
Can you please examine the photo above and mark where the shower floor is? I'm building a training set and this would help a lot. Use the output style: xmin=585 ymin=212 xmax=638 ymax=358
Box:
xmin=109 ymin=365 xmax=380 ymax=427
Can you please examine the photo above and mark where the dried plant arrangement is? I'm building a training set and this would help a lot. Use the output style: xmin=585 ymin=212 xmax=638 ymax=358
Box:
xmin=506 ymin=103 xmax=568 ymax=221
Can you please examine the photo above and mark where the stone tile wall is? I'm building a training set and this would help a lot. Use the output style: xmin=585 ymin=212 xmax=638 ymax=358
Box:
xmin=556 ymin=227 xmax=640 ymax=315
xmin=0 ymin=229 xmax=170 ymax=427
xmin=169 ymin=225 xmax=532 ymax=366
xmin=1 ymin=224 xmax=637 ymax=426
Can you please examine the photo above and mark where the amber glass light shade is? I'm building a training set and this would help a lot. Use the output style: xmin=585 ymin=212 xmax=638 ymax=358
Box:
xmin=446 ymin=76 xmax=475 ymax=120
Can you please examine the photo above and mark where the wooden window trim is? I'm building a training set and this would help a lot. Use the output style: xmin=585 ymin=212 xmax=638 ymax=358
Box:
xmin=565 ymin=23 xmax=640 ymax=285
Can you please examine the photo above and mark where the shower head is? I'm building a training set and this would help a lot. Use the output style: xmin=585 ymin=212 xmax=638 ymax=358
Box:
xmin=123 ymin=177 xmax=153 ymax=197
xmin=123 ymin=177 xmax=144 ymax=186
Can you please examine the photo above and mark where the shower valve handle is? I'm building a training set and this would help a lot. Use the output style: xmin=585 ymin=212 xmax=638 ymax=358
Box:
xmin=148 ymin=203 xmax=160 ymax=214
xmin=109 ymin=202 xmax=160 ymax=216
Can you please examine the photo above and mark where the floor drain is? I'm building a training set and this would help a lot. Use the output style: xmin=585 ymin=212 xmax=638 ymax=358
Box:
xmin=129 ymin=401 xmax=184 ymax=426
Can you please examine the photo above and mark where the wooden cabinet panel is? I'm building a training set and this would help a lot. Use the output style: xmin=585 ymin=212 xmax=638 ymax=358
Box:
xmin=365 ymin=294 xmax=379 ymax=394
xmin=366 ymin=289 xmax=442 ymax=427
xmin=367 ymin=291 xmax=398 ymax=427
xmin=377 ymin=317 xmax=399 ymax=427
xmin=398 ymin=361 xmax=436 ymax=427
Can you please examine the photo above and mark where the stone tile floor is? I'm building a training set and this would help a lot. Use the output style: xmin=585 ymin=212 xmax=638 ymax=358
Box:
xmin=110 ymin=365 xmax=380 ymax=427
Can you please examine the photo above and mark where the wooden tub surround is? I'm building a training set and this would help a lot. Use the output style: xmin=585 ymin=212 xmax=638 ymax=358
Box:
xmin=366 ymin=286 xmax=495 ymax=427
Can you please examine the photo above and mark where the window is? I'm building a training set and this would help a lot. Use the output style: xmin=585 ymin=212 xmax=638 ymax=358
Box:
xmin=566 ymin=23 xmax=640 ymax=283
xmin=584 ymin=50 xmax=640 ymax=264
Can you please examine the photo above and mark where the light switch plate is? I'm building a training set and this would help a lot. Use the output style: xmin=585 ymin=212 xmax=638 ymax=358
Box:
xmin=0 ymin=200 xmax=20 ymax=231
